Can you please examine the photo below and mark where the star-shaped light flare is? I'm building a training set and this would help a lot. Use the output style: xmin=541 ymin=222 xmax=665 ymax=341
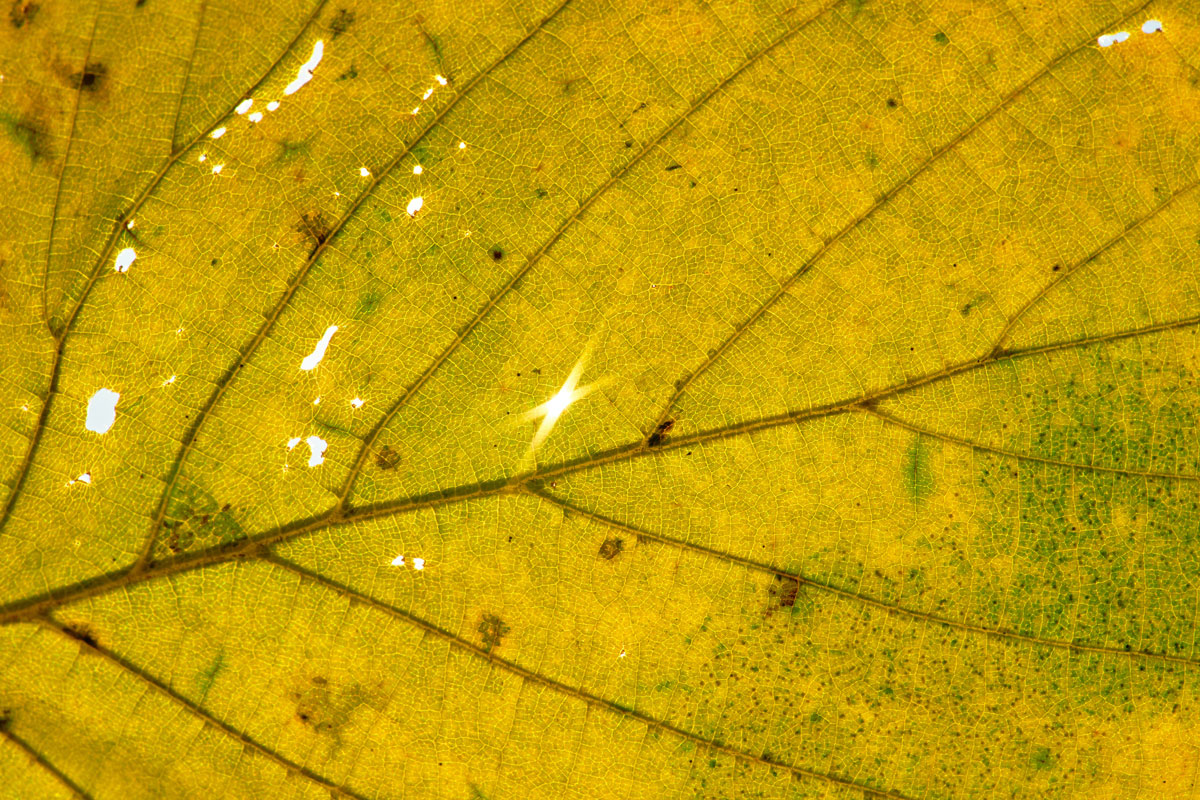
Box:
xmin=518 ymin=343 xmax=605 ymax=468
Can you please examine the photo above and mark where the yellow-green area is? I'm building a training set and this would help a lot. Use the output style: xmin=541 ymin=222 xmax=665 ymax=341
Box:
xmin=2 ymin=0 xmax=1200 ymax=798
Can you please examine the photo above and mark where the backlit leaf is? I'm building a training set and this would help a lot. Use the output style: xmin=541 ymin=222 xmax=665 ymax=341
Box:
xmin=2 ymin=0 xmax=1200 ymax=798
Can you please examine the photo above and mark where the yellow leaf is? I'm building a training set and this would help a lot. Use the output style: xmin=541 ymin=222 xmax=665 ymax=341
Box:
xmin=2 ymin=0 xmax=1200 ymax=798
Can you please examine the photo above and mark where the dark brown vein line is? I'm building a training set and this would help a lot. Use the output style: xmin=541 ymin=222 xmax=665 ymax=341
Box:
xmin=139 ymin=0 xmax=578 ymax=567
xmin=336 ymin=0 xmax=845 ymax=507
xmin=39 ymin=3 xmax=101 ymax=330
xmin=525 ymin=486 xmax=1200 ymax=667
xmin=38 ymin=616 xmax=369 ymax=800
xmin=0 ymin=723 xmax=93 ymax=799
xmin=1 ymin=315 xmax=1195 ymax=628
xmin=167 ymin=0 xmax=212 ymax=152
xmin=987 ymin=175 xmax=1200 ymax=356
xmin=863 ymin=405 xmax=1200 ymax=482
xmin=645 ymin=0 xmax=1157 ymax=440
xmin=0 ymin=0 xmax=331 ymax=538
xmin=263 ymin=554 xmax=917 ymax=800
xmin=525 ymin=314 xmax=1200 ymax=485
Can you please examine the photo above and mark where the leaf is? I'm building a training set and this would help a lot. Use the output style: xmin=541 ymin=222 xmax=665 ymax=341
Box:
xmin=1 ymin=0 xmax=1199 ymax=797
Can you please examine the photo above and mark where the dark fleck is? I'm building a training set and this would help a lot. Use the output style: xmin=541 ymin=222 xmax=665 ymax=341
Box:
xmin=665 ymin=163 xmax=682 ymax=172
xmin=886 ymin=97 xmax=897 ymax=108
xmin=62 ymin=623 xmax=99 ymax=648
xmin=329 ymin=8 xmax=355 ymax=39
xmin=478 ymin=613 xmax=510 ymax=653
xmin=598 ymin=537 xmax=624 ymax=560
xmin=9 ymin=0 xmax=38 ymax=27
xmin=933 ymin=31 xmax=948 ymax=45
xmin=491 ymin=248 xmax=504 ymax=261
xmin=1051 ymin=264 xmax=1061 ymax=272
xmin=647 ymin=419 xmax=674 ymax=447
xmin=335 ymin=64 xmax=358 ymax=82
xmin=70 ymin=62 xmax=107 ymax=92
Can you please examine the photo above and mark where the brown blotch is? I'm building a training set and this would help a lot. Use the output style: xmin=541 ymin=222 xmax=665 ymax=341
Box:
xmin=8 ymin=0 xmax=38 ymax=27
xmin=490 ymin=247 xmax=504 ymax=262
xmin=375 ymin=445 xmax=400 ymax=470
xmin=62 ymin=622 xmax=99 ymax=648
xmin=296 ymin=211 xmax=332 ymax=255
xmin=598 ymin=537 xmax=624 ymax=560
xmin=766 ymin=577 xmax=801 ymax=617
xmin=70 ymin=61 xmax=107 ymax=92
xmin=477 ymin=613 xmax=510 ymax=653
xmin=329 ymin=8 xmax=355 ymax=39
xmin=647 ymin=419 xmax=674 ymax=447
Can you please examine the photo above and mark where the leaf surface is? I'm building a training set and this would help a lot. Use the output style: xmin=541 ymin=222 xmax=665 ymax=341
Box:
xmin=2 ymin=0 xmax=1200 ymax=798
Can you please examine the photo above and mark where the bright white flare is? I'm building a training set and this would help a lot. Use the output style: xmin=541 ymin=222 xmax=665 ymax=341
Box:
xmin=413 ymin=164 xmax=423 ymax=175
xmin=359 ymin=166 xmax=370 ymax=177
xmin=210 ymin=126 xmax=227 ymax=139
xmin=406 ymin=196 xmax=424 ymax=217
xmin=351 ymin=396 xmax=364 ymax=408
xmin=267 ymin=100 xmax=280 ymax=111
xmin=284 ymin=40 xmax=324 ymax=95
xmin=1142 ymin=19 xmax=1162 ymax=33
xmin=67 ymin=472 xmax=92 ymax=487
xmin=85 ymin=388 xmax=120 ymax=434
xmin=519 ymin=345 xmax=602 ymax=464
xmin=300 ymin=325 xmax=338 ymax=370
xmin=248 ymin=111 xmax=264 ymax=122
xmin=235 ymin=99 xmax=253 ymax=114
xmin=114 ymin=247 xmax=136 ymax=272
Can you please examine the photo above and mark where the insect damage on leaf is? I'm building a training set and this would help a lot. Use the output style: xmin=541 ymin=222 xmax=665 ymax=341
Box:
xmin=597 ymin=536 xmax=623 ymax=560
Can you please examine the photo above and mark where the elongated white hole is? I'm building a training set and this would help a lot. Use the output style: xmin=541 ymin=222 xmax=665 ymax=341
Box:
xmin=300 ymin=325 xmax=338 ymax=370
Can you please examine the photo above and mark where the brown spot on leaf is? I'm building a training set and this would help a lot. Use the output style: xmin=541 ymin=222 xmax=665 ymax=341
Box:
xmin=62 ymin=622 xmax=98 ymax=648
xmin=375 ymin=445 xmax=400 ymax=470
xmin=8 ymin=0 xmax=38 ymax=27
xmin=478 ymin=613 xmax=510 ymax=653
xmin=69 ymin=62 xmax=107 ymax=92
xmin=296 ymin=211 xmax=332 ymax=255
xmin=647 ymin=419 xmax=674 ymax=447
xmin=329 ymin=8 xmax=355 ymax=39
xmin=598 ymin=537 xmax=624 ymax=560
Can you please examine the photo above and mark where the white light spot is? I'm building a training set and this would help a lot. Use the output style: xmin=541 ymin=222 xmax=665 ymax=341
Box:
xmin=519 ymin=345 xmax=602 ymax=462
xmin=236 ymin=99 xmax=253 ymax=114
xmin=406 ymin=196 xmax=424 ymax=217
xmin=359 ymin=166 xmax=370 ymax=177
xmin=435 ymin=74 xmax=447 ymax=86
xmin=66 ymin=472 xmax=92 ymax=487
xmin=210 ymin=126 xmax=227 ymax=139
xmin=351 ymin=397 xmax=364 ymax=408
xmin=284 ymin=39 xmax=324 ymax=96
xmin=300 ymin=324 xmax=338 ymax=370
xmin=248 ymin=111 xmax=264 ymax=123
xmin=313 ymin=396 xmax=322 ymax=405
xmin=161 ymin=374 xmax=177 ymax=387
xmin=1098 ymin=34 xmax=1115 ymax=47
xmin=413 ymin=164 xmax=423 ymax=175
xmin=1142 ymin=19 xmax=1162 ymax=34
xmin=267 ymin=100 xmax=280 ymax=111
xmin=125 ymin=219 xmax=135 ymax=230
xmin=412 ymin=557 xmax=425 ymax=570
xmin=422 ymin=87 xmax=433 ymax=100
xmin=410 ymin=106 xmax=420 ymax=115
xmin=287 ymin=437 xmax=302 ymax=449
xmin=1098 ymin=31 xmax=1131 ymax=47
xmin=198 ymin=153 xmax=207 ymax=162
xmin=114 ymin=248 xmax=136 ymax=273
xmin=391 ymin=554 xmax=405 ymax=566
xmin=212 ymin=164 xmax=224 ymax=174
xmin=85 ymin=388 xmax=120 ymax=434
xmin=618 ymin=648 xmax=626 ymax=658
xmin=305 ymin=435 xmax=327 ymax=467
xmin=1114 ymin=31 xmax=1130 ymax=42
xmin=458 ymin=141 xmax=466 ymax=150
